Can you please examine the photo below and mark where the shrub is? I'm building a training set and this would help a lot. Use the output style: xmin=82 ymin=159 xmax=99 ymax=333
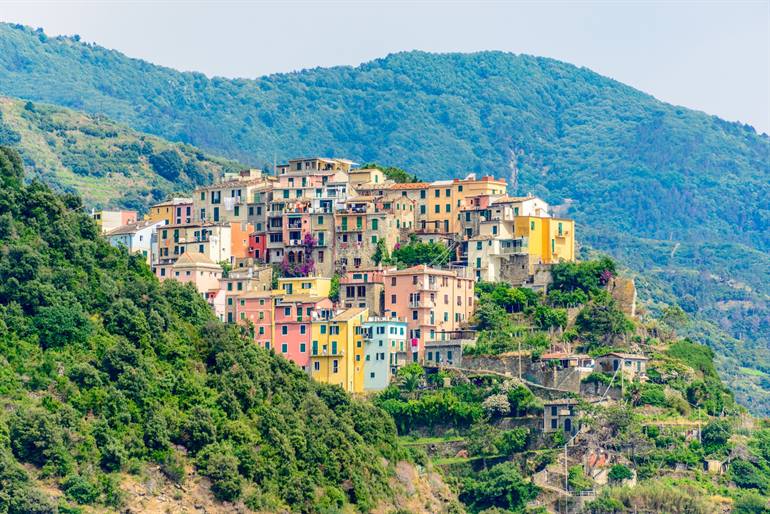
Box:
xmin=62 ymin=474 xmax=99 ymax=504
xmin=607 ymin=464 xmax=633 ymax=483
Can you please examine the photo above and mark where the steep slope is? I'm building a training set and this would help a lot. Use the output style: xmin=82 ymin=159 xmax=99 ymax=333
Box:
xmin=0 ymin=95 xmax=242 ymax=210
xmin=0 ymin=146 xmax=441 ymax=512
xmin=0 ymin=23 xmax=768 ymax=413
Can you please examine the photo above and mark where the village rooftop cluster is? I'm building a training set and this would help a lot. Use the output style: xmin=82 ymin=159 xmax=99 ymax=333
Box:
xmin=95 ymin=157 xmax=576 ymax=394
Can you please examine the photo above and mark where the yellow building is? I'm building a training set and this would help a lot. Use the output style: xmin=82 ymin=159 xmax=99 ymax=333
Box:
xmin=393 ymin=175 xmax=507 ymax=235
xmin=514 ymin=216 xmax=575 ymax=264
xmin=310 ymin=307 xmax=368 ymax=393
xmin=145 ymin=197 xmax=193 ymax=226
xmin=275 ymin=277 xmax=331 ymax=297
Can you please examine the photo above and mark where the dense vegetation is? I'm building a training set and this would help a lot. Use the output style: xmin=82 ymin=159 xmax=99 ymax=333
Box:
xmin=467 ymin=258 xmax=633 ymax=356
xmin=0 ymin=146 xmax=403 ymax=512
xmin=0 ymin=95 xmax=241 ymax=210
xmin=0 ymin=22 xmax=768 ymax=413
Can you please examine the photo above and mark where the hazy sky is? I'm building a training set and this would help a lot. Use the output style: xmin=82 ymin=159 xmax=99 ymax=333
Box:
xmin=2 ymin=0 xmax=769 ymax=133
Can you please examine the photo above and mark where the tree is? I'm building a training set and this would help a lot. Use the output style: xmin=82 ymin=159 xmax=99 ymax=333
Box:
xmin=607 ymin=464 xmax=633 ymax=483
xmin=460 ymin=462 xmax=538 ymax=513
xmin=575 ymin=296 xmax=634 ymax=345
xmin=533 ymin=305 xmax=568 ymax=330
xmin=372 ymin=238 xmax=389 ymax=265
xmin=149 ymin=149 xmax=184 ymax=181
xmin=702 ymin=420 xmax=732 ymax=455
xmin=329 ymin=273 xmax=340 ymax=302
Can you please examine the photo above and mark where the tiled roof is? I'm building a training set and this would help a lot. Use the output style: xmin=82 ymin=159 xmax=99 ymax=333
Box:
xmin=388 ymin=182 xmax=428 ymax=190
xmin=172 ymin=251 xmax=220 ymax=269
xmin=106 ymin=219 xmax=163 ymax=236
xmin=332 ymin=307 xmax=368 ymax=322
xmin=597 ymin=352 xmax=648 ymax=360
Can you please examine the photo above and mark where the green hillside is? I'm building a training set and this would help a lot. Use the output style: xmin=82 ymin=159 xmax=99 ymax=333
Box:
xmin=0 ymin=146 xmax=412 ymax=512
xmin=0 ymin=23 xmax=768 ymax=414
xmin=0 ymin=95 xmax=241 ymax=210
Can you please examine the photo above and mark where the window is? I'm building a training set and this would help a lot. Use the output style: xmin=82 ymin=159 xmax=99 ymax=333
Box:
xmin=492 ymin=225 xmax=498 ymax=235
xmin=370 ymin=372 xmax=375 ymax=378
xmin=391 ymin=294 xmax=397 ymax=304
xmin=372 ymin=219 xmax=378 ymax=230
xmin=434 ymin=205 xmax=440 ymax=213
xmin=284 ymin=307 xmax=291 ymax=316
xmin=427 ymin=351 xmax=433 ymax=361
xmin=420 ymin=205 xmax=426 ymax=215
xmin=332 ymin=359 xmax=339 ymax=373
xmin=530 ymin=220 xmax=535 ymax=230
xmin=320 ymin=325 xmax=327 ymax=334
xmin=258 ymin=326 xmax=264 ymax=335
xmin=313 ymin=361 xmax=320 ymax=371
xmin=300 ymin=325 xmax=306 ymax=335
xmin=434 ymin=189 xmax=440 ymax=198
xmin=213 ymin=207 xmax=220 ymax=222
xmin=312 ymin=340 xmax=318 ymax=355
xmin=551 ymin=419 xmax=558 ymax=429
xmin=281 ymin=326 xmax=288 ymax=335
xmin=551 ymin=406 xmax=558 ymax=416
xmin=234 ymin=206 xmax=240 ymax=216
xmin=300 ymin=343 xmax=306 ymax=353
xmin=200 ymin=191 xmax=205 ymax=201
xmin=281 ymin=343 xmax=288 ymax=353
xmin=445 ymin=203 xmax=450 ymax=213
xmin=420 ymin=190 xmax=426 ymax=199
xmin=412 ymin=310 xmax=418 ymax=320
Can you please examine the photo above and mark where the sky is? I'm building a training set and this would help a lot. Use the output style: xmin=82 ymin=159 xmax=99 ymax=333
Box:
xmin=2 ymin=0 xmax=769 ymax=134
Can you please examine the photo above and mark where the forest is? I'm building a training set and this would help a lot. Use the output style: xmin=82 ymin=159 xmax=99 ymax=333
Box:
xmin=0 ymin=146 xmax=404 ymax=512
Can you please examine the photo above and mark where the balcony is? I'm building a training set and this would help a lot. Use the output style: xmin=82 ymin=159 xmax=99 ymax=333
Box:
xmin=288 ymin=239 xmax=302 ymax=247
xmin=409 ymin=299 xmax=436 ymax=308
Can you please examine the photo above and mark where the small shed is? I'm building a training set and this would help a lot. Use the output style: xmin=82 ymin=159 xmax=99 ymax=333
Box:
xmin=596 ymin=352 xmax=648 ymax=379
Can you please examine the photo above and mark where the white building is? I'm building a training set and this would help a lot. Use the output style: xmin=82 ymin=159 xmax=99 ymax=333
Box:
xmin=106 ymin=219 xmax=166 ymax=264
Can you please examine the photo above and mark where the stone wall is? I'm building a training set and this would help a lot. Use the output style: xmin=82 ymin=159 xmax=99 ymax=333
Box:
xmin=607 ymin=276 xmax=637 ymax=318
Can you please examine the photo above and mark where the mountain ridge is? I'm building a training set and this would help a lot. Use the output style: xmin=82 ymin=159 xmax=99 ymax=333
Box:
xmin=0 ymin=22 xmax=768 ymax=414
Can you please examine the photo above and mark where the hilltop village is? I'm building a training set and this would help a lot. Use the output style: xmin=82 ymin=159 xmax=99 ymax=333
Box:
xmin=97 ymin=157 xmax=578 ymax=393
xmin=93 ymin=157 xmax=759 ymax=512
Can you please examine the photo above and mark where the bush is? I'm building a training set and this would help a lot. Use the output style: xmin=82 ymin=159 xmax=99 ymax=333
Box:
xmin=200 ymin=444 xmax=243 ymax=502
xmin=62 ymin=474 xmax=99 ymax=504
xmin=607 ymin=464 xmax=633 ymax=483
xmin=460 ymin=462 xmax=538 ymax=513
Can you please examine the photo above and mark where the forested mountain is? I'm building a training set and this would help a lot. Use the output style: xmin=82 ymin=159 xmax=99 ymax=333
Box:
xmin=0 ymin=22 xmax=768 ymax=413
xmin=0 ymin=95 xmax=241 ymax=210
xmin=0 ymin=146 xmax=436 ymax=512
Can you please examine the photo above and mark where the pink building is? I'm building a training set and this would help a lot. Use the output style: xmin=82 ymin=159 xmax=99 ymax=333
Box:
xmin=274 ymin=295 xmax=334 ymax=371
xmin=384 ymin=265 xmax=475 ymax=360
xmin=170 ymin=252 xmax=223 ymax=295
xmin=236 ymin=291 xmax=274 ymax=349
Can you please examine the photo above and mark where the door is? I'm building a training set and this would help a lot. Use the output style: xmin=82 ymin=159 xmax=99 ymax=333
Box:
xmin=564 ymin=418 xmax=572 ymax=434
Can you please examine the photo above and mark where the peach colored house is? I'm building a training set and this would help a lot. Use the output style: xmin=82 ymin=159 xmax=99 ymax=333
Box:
xmin=235 ymin=291 xmax=274 ymax=349
xmin=170 ymin=252 xmax=223 ymax=295
xmin=384 ymin=265 xmax=475 ymax=360
xmin=274 ymin=295 xmax=334 ymax=371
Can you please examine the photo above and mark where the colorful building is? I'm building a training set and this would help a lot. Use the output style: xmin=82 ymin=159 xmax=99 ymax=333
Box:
xmin=339 ymin=268 xmax=390 ymax=315
xmin=362 ymin=318 xmax=408 ymax=391
xmin=275 ymin=276 xmax=331 ymax=297
xmin=310 ymin=307 xmax=368 ymax=393
xmin=105 ymin=219 xmax=166 ymax=264
xmin=384 ymin=265 xmax=475 ymax=359
xmin=169 ymin=251 xmax=223 ymax=295
xmin=274 ymin=295 xmax=334 ymax=371
xmin=92 ymin=209 xmax=137 ymax=234
xmin=146 ymin=197 xmax=193 ymax=226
